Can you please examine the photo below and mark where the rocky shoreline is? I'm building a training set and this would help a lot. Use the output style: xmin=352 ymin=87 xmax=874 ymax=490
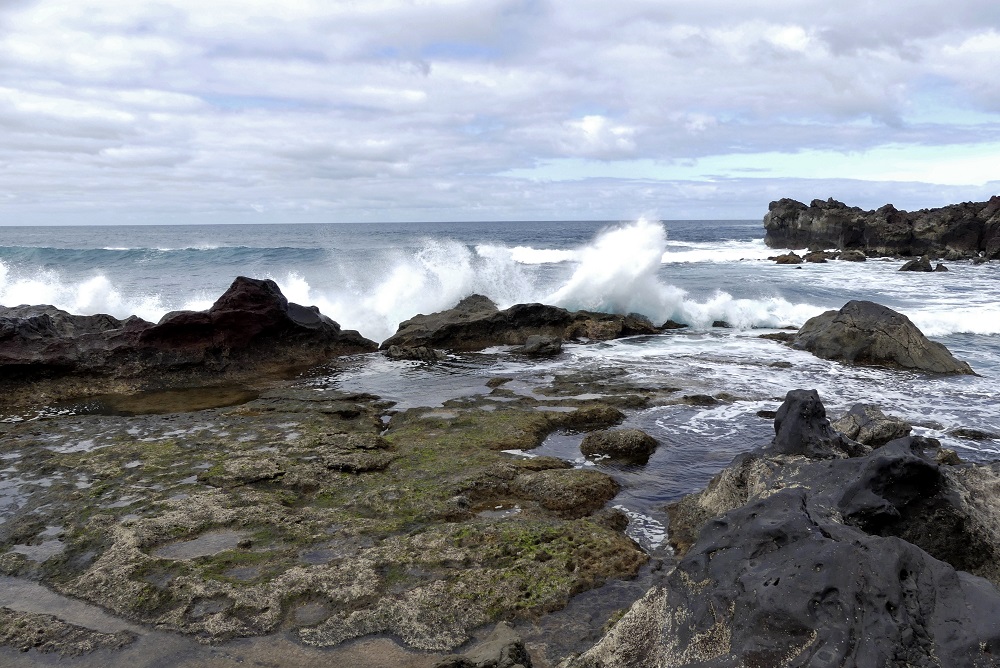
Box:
xmin=763 ymin=196 xmax=1000 ymax=260
xmin=2 ymin=279 xmax=998 ymax=667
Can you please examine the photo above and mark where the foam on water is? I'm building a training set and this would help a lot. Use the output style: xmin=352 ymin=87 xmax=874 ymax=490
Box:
xmin=4 ymin=220 xmax=1000 ymax=345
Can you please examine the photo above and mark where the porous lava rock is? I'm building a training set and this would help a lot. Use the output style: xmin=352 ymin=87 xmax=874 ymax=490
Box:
xmin=380 ymin=295 xmax=658 ymax=352
xmin=763 ymin=196 xmax=1000 ymax=259
xmin=563 ymin=390 xmax=1000 ymax=668
xmin=0 ymin=277 xmax=377 ymax=399
xmin=792 ymin=300 xmax=975 ymax=374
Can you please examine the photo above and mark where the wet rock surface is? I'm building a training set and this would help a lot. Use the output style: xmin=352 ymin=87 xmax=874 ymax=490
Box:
xmin=564 ymin=390 xmax=1000 ymax=668
xmin=380 ymin=295 xmax=659 ymax=353
xmin=0 ymin=608 xmax=138 ymax=656
xmin=791 ymin=300 xmax=975 ymax=374
xmin=579 ymin=430 xmax=658 ymax=464
xmin=0 ymin=371 xmax=650 ymax=660
xmin=0 ymin=277 xmax=377 ymax=405
xmin=832 ymin=403 xmax=912 ymax=446
xmin=763 ymin=196 xmax=1000 ymax=258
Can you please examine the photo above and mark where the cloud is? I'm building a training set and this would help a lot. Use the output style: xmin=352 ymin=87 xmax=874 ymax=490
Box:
xmin=0 ymin=0 xmax=999 ymax=223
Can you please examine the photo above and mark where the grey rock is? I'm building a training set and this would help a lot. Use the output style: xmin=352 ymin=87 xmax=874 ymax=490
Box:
xmin=792 ymin=300 xmax=975 ymax=374
xmin=832 ymin=403 xmax=912 ymax=446
xmin=838 ymin=249 xmax=868 ymax=261
xmin=511 ymin=335 xmax=562 ymax=356
xmin=434 ymin=622 xmax=532 ymax=668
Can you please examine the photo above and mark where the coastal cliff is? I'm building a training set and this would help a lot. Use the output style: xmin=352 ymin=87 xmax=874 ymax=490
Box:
xmin=763 ymin=196 xmax=1000 ymax=259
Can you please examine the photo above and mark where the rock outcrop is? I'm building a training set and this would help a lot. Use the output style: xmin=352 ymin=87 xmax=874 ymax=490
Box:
xmin=0 ymin=276 xmax=377 ymax=399
xmin=791 ymin=300 xmax=975 ymax=374
xmin=563 ymin=390 xmax=1000 ymax=668
xmin=380 ymin=295 xmax=658 ymax=353
xmin=763 ymin=196 xmax=1000 ymax=259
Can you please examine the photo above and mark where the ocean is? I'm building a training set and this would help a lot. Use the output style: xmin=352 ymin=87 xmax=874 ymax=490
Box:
xmin=2 ymin=218 xmax=999 ymax=550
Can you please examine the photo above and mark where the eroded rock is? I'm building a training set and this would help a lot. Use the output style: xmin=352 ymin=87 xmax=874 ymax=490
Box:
xmin=832 ymin=403 xmax=912 ymax=446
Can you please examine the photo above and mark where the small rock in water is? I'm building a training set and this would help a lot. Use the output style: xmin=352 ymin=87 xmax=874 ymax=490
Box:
xmin=660 ymin=319 xmax=688 ymax=330
xmin=899 ymin=255 xmax=934 ymax=272
xmin=579 ymin=429 xmax=658 ymax=464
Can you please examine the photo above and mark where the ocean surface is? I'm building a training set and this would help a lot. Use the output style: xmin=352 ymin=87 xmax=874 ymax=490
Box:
xmin=2 ymin=218 xmax=999 ymax=550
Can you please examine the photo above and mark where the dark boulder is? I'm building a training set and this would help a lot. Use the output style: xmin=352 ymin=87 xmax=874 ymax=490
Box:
xmin=660 ymin=319 xmax=688 ymax=330
xmin=380 ymin=295 xmax=659 ymax=352
xmin=567 ymin=391 xmax=1000 ymax=668
xmin=579 ymin=429 xmax=658 ymax=464
xmin=767 ymin=389 xmax=865 ymax=458
xmin=0 ymin=277 xmax=377 ymax=399
xmin=792 ymin=300 xmax=975 ymax=374
xmin=384 ymin=345 xmax=448 ymax=362
xmin=899 ymin=255 xmax=933 ymax=272
xmin=935 ymin=262 xmax=950 ymax=272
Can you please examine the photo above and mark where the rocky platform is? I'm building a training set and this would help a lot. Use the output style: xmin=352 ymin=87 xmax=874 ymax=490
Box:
xmin=563 ymin=390 xmax=1000 ymax=668
xmin=0 ymin=367 xmax=664 ymax=665
xmin=0 ymin=277 xmax=377 ymax=405
xmin=763 ymin=196 xmax=1000 ymax=259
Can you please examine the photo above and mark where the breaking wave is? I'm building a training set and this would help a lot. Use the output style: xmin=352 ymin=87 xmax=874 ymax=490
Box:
xmin=3 ymin=219 xmax=998 ymax=343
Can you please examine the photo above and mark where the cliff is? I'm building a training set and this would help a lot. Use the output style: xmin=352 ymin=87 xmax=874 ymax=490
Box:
xmin=763 ymin=196 xmax=1000 ymax=259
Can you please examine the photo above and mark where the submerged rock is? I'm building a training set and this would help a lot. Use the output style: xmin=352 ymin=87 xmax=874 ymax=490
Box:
xmin=792 ymin=300 xmax=975 ymax=374
xmin=566 ymin=390 xmax=1000 ymax=668
xmin=380 ymin=295 xmax=658 ymax=353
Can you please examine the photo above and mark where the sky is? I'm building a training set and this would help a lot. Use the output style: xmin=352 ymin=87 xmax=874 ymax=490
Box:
xmin=1 ymin=0 xmax=999 ymax=224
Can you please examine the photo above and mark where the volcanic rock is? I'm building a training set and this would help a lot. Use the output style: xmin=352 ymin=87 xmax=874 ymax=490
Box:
xmin=433 ymin=622 xmax=532 ymax=668
xmin=511 ymin=335 xmax=563 ymax=356
xmin=792 ymin=300 xmax=975 ymax=374
xmin=838 ymin=249 xmax=867 ymax=261
xmin=763 ymin=196 xmax=1000 ymax=258
xmin=832 ymin=403 xmax=912 ymax=446
xmin=772 ymin=251 xmax=802 ymax=264
xmin=900 ymin=255 xmax=934 ymax=271
xmin=579 ymin=429 xmax=658 ymax=464
xmin=564 ymin=390 xmax=1000 ymax=668
xmin=380 ymin=295 xmax=658 ymax=352
xmin=0 ymin=277 xmax=377 ymax=398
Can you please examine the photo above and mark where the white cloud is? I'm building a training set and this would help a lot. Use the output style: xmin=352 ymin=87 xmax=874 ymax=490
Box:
xmin=0 ymin=0 xmax=999 ymax=223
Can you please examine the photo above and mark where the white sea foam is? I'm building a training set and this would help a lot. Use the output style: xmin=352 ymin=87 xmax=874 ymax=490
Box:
xmin=660 ymin=239 xmax=773 ymax=263
xmin=5 ymin=221 xmax=1000 ymax=345
xmin=0 ymin=259 xmax=199 ymax=323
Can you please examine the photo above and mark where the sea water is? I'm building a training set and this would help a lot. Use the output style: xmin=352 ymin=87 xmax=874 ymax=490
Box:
xmin=2 ymin=218 xmax=999 ymax=548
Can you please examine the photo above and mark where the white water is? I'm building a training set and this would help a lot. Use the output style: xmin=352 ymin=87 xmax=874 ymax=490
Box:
xmin=3 ymin=220 xmax=1000 ymax=345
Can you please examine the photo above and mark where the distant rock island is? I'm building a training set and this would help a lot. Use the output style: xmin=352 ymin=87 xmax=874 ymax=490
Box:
xmin=763 ymin=196 xmax=1000 ymax=259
